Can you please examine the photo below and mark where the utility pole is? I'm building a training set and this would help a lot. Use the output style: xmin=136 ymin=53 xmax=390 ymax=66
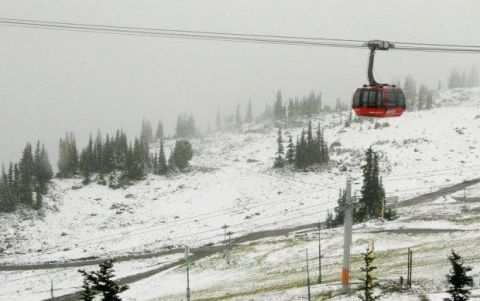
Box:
xmin=407 ymin=248 xmax=413 ymax=289
xmin=306 ymin=248 xmax=312 ymax=301
xmin=342 ymin=180 xmax=353 ymax=294
xmin=185 ymin=245 xmax=191 ymax=301
xmin=317 ymin=222 xmax=322 ymax=284
xmin=222 ymin=224 xmax=229 ymax=242
xmin=50 ymin=279 xmax=54 ymax=300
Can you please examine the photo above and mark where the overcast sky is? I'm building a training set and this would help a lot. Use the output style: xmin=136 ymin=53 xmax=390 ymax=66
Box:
xmin=0 ymin=0 xmax=479 ymax=166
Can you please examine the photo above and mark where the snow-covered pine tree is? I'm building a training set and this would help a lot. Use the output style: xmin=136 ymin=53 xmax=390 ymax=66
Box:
xmin=140 ymin=118 xmax=154 ymax=143
xmin=155 ymin=120 xmax=164 ymax=140
xmin=295 ymin=131 xmax=307 ymax=169
xmin=235 ymin=103 xmax=242 ymax=130
xmin=286 ymin=135 xmax=295 ymax=164
xmin=216 ymin=107 xmax=222 ymax=131
xmin=273 ymin=127 xmax=284 ymax=168
xmin=79 ymin=277 xmax=94 ymax=301
xmin=158 ymin=139 xmax=168 ymax=175
xmin=167 ymin=149 xmax=178 ymax=173
xmin=79 ymin=259 xmax=128 ymax=301
xmin=18 ymin=143 xmax=34 ymax=205
xmin=245 ymin=99 xmax=253 ymax=123
xmin=93 ymin=131 xmax=103 ymax=175
xmin=358 ymin=246 xmax=378 ymax=301
xmin=273 ymin=90 xmax=285 ymax=120
xmin=358 ymin=147 xmax=384 ymax=221
xmin=446 ymin=250 xmax=473 ymax=301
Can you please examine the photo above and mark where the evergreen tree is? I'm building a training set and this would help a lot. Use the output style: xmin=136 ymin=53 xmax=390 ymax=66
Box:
xmin=140 ymin=118 xmax=154 ymax=143
xmin=245 ymin=100 xmax=253 ymax=123
xmin=404 ymin=75 xmax=417 ymax=110
xmin=273 ymin=127 xmax=284 ymax=168
xmin=18 ymin=143 xmax=34 ymax=205
xmin=446 ymin=250 xmax=474 ymax=301
xmin=79 ymin=149 xmax=91 ymax=185
xmin=358 ymin=246 xmax=378 ymax=301
xmin=167 ymin=149 xmax=178 ymax=173
xmin=176 ymin=113 xmax=196 ymax=137
xmin=57 ymin=133 xmax=78 ymax=177
xmin=0 ymin=165 xmax=15 ymax=212
xmin=295 ymin=131 xmax=307 ymax=169
xmin=33 ymin=141 xmax=53 ymax=194
xmin=155 ymin=120 xmax=164 ymax=140
xmin=425 ymin=89 xmax=434 ymax=110
xmin=216 ymin=107 xmax=222 ymax=131
xmin=417 ymin=84 xmax=429 ymax=110
xmin=172 ymin=140 xmax=193 ymax=170
xmin=235 ymin=103 xmax=242 ymax=130
xmin=467 ymin=66 xmax=479 ymax=88
xmin=157 ymin=139 xmax=168 ymax=175
xmin=93 ymin=131 xmax=104 ymax=175
xmin=357 ymin=147 xmax=384 ymax=221
xmin=285 ymin=135 xmax=295 ymax=164
xmin=273 ymin=90 xmax=285 ymax=120
xmin=79 ymin=259 xmax=128 ymax=301
xmin=79 ymin=277 xmax=95 ymax=301
xmin=449 ymin=69 xmax=461 ymax=89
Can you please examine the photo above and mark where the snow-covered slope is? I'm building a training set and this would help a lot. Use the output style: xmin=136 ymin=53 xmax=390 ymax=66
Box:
xmin=1 ymin=88 xmax=480 ymax=300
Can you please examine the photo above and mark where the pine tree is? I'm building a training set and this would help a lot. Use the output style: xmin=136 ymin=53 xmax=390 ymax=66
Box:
xmin=79 ymin=277 xmax=95 ymax=301
xmin=158 ymin=139 xmax=168 ymax=175
xmin=358 ymin=246 xmax=378 ymax=301
xmin=79 ymin=259 xmax=128 ymax=301
xmin=295 ymin=131 xmax=307 ymax=169
xmin=57 ymin=133 xmax=78 ymax=177
xmin=273 ymin=90 xmax=285 ymax=120
xmin=285 ymin=135 xmax=295 ymax=164
xmin=358 ymin=147 xmax=384 ymax=221
xmin=140 ymin=118 xmax=154 ymax=143
xmin=273 ymin=127 xmax=284 ymax=168
xmin=446 ymin=250 xmax=473 ymax=301
xmin=155 ymin=120 xmax=164 ymax=140
xmin=404 ymin=75 xmax=417 ymax=110
xmin=18 ymin=143 xmax=34 ymax=205
xmin=235 ymin=103 xmax=242 ymax=130
xmin=245 ymin=100 xmax=253 ymax=123
xmin=216 ymin=107 xmax=222 ymax=131
xmin=167 ymin=149 xmax=178 ymax=173
xmin=0 ymin=165 xmax=15 ymax=212
xmin=94 ymin=131 xmax=104 ymax=175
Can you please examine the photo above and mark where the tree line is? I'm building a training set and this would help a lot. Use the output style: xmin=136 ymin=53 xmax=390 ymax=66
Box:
xmin=59 ymin=129 xmax=194 ymax=185
xmin=0 ymin=142 xmax=53 ymax=212
xmin=448 ymin=66 xmax=479 ymax=89
xmin=273 ymin=121 xmax=329 ymax=169
xmin=261 ymin=90 xmax=324 ymax=121
xmin=215 ymin=100 xmax=254 ymax=132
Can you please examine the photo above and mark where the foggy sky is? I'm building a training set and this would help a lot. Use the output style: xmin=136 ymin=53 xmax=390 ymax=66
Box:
xmin=0 ymin=0 xmax=479 ymax=166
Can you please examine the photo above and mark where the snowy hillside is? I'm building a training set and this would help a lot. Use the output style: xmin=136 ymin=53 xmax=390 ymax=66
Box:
xmin=1 ymin=88 xmax=480 ymax=300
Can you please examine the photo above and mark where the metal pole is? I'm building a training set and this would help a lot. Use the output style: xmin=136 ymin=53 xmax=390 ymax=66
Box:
xmin=306 ymin=248 xmax=311 ymax=301
xmin=185 ymin=246 xmax=191 ymax=301
xmin=318 ymin=222 xmax=322 ymax=284
xmin=50 ymin=279 xmax=54 ymax=300
xmin=342 ymin=180 xmax=353 ymax=293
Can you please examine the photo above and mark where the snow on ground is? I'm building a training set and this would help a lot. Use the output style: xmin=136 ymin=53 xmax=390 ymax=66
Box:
xmin=118 ymin=195 xmax=480 ymax=301
xmin=1 ymin=88 xmax=480 ymax=300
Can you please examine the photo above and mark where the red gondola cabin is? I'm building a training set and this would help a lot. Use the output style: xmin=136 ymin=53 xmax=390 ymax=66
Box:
xmin=352 ymin=85 xmax=406 ymax=118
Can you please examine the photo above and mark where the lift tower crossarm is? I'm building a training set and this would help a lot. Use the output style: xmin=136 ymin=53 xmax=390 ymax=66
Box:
xmin=364 ymin=40 xmax=395 ymax=86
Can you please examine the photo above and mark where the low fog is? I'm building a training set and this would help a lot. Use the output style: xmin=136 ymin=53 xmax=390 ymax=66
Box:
xmin=0 ymin=0 xmax=479 ymax=166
